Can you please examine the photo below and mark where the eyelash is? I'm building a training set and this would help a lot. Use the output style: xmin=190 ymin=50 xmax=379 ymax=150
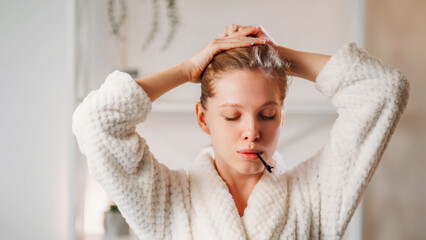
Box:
xmin=225 ymin=115 xmax=276 ymax=121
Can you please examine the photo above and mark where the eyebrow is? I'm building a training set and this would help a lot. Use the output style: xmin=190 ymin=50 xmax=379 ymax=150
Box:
xmin=219 ymin=101 xmax=279 ymax=109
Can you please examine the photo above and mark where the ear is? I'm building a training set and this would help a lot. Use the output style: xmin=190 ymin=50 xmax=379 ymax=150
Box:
xmin=195 ymin=102 xmax=211 ymax=135
xmin=280 ymin=104 xmax=285 ymax=127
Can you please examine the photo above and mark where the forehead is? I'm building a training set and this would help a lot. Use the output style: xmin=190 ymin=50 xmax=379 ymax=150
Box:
xmin=211 ymin=70 xmax=280 ymax=109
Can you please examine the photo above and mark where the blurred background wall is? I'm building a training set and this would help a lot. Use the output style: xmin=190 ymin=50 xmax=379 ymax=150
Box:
xmin=0 ymin=1 xmax=424 ymax=240
xmin=0 ymin=1 xmax=75 ymax=239
xmin=362 ymin=0 xmax=426 ymax=239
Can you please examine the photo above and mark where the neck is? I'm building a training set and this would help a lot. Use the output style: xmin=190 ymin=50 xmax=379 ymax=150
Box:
xmin=213 ymin=159 xmax=264 ymax=199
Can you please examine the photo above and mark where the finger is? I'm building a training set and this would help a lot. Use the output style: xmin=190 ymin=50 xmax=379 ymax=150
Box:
xmin=219 ymin=40 xmax=255 ymax=52
xmin=210 ymin=36 xmax=269 ymax=52
xmin=220 ymin=24 xmax=235 ymax=38
xmin=226 ymin=23 xmax=238 ymax=37
xmin=225 ymin=36 xmax=268 ymax=48
xmin=220 ymin=27 xmax=228 ymax=38
xmin=227 ymin=25 xmax=260 ymax=38
xmin=241 ymin=36 xmax=271 ymax=45
xmin=238 ymin=25 xmax=260 ymax=36
xmin=250 ymin=25 xmax=262 ymax=36
xmin=209 ymin=37 xmax=269 ymax=57
xmin=232 ymin=24 xmax=238 ymax=31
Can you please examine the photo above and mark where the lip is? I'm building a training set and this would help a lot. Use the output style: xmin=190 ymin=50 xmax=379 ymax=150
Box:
xmin=237 ymin=149 xmax=263 ymax=160
xmin=237 ymin=148 xmax=263 ymax=154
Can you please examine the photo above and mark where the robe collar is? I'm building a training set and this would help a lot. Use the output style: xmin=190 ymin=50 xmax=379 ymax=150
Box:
xmin=188 ymin=146 xmax=290 ymax=240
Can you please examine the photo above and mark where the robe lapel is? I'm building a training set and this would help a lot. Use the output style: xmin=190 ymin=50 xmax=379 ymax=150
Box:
xmin=241 ymin=151 xmax=290 ymax=240
xmin=188 ymin=147 xmax=247 ymax=240
xmin=188 ymin=147 xmax=289 ymax=240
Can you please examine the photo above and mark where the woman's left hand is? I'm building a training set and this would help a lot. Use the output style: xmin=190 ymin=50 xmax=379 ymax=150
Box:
xmin=220 ymin=24 xmax=277 ymax=46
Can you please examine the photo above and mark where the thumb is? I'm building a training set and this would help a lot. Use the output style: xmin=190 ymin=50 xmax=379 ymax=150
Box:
xmin=234 ymin=25 xmax=259 ymax=37
xmin=242 ymin=25 xmax=261 ymax=37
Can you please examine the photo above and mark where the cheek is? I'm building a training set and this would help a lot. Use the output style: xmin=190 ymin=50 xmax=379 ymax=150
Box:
xmin=261 ymin=121 xmax=282 ymax=141
xmin=207 ymin=117 xmax=237 ymax=145
xmin=264 ymin=126 xmax=279 ymax=136
xmin=210 ymin=121 xmax=239 ymax=141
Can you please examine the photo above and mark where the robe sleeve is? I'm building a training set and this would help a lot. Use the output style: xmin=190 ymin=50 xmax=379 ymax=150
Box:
xmin=289 ymin=42 xmax=410 ymax=238
xmin=71 ymin=70 xmax=187 ymax=239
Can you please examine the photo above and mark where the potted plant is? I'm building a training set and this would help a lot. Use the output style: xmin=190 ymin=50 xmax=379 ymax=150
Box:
xmin=140 ymin=0 xmax=180 ymax=52
xmin=107 ymin=0 xmax=137 ymax=78
xmin=107 ymin=0 xmax=180 ymax=79
xmin=104 ymin=203 xmax=129 ymax=236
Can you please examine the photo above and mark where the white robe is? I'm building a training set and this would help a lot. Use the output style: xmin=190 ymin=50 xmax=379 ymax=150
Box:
xmin=72 ymin=42 xmax=410 ymax=239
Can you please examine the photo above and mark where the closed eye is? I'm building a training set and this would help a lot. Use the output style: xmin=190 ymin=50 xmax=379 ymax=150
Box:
xmin=225 ymin=115 xmax=276 ymax=121
xmin=225 ymin=116 xmax=240 ymax=121
xmin=261 ymin=115 xmax=276 ymax=120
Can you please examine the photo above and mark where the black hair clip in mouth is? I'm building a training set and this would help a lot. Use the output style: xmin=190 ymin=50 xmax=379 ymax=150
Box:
xmin=256 ymin=153 xmax=274 ymax=173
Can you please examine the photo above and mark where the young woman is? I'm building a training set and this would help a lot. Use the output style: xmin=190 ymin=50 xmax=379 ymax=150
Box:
xmin=72 ymin=24 xmax=410 ymax=239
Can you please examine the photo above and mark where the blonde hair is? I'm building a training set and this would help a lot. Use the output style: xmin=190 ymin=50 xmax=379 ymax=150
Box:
xmin=199 ymin=44 xmax=291 ymax=110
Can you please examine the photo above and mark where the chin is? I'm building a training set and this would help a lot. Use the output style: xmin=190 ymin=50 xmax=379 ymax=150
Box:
xmin=235 ymin=162 xmax=264 ymax=175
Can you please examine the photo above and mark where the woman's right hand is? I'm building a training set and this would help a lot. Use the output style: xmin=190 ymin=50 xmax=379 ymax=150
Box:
xmin=183 ymin=24 xmax=271 ymax=83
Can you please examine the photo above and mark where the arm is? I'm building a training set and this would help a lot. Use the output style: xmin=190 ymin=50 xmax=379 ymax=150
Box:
xmin=135 ymin=62 xmax=190 ymax=102
xmin=274 ymin=45 xmax=331 ymax=82
xmin=136 ymin=24 xmax=270 ymax=101
xmin=284 ymin=42 xmax=410 ymax=238
xmin=72 ymin=71 xmax=189 ymax=239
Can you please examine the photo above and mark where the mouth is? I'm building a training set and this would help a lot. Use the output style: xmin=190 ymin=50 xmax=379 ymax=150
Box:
xmin=237 ymin=149 xmax=263 ymax=160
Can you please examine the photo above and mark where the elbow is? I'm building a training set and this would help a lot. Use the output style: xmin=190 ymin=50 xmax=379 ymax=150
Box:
xmin=383 ymin=70 xmax=410 ymax=125
xmin=393 ymin=70 xmax=410 ymax=112
xmin=71 ymin=102 xmax=91 ymax=139
xmin=71 ymin=105 xmax=82 ymax=136
xmin=71 ymin=104 xmax=90 ymax=155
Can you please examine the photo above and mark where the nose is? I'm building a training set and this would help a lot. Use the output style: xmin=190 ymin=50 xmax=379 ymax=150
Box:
xmin=242 ymin=118 xmax=260 ymax=142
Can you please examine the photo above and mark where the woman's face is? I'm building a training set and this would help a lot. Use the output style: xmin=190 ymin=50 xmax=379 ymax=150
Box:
xmin=196 ymin=70 xmax=285 ymax=176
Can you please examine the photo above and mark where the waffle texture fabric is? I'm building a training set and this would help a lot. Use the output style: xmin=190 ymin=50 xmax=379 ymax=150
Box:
xmin=72 ymin=42 xmax=410 ymax=240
